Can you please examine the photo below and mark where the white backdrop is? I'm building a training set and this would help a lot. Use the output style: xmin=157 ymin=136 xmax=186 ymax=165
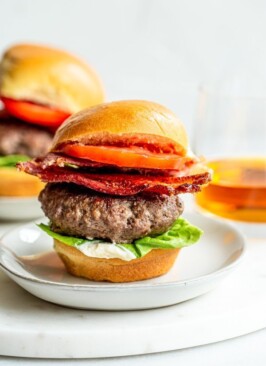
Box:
xmin=1 ymin=0 xmax=265 ymax=136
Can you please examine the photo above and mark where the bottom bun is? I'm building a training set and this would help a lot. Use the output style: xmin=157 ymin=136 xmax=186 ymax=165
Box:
xmin=0 ymin=168 xmax=44 ymax=196
xmin=54 ymin=239 xmax=180 ymax=282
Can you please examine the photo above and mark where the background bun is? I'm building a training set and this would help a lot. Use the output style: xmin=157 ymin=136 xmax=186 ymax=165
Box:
xmin=54 ymin=239 xmax=180 ymax=282
xmin=0 ymin=168 xmax=44 ymax=197
xmin=0 ymin=43 xmax=105 ymax=113
xmin=52 ymin=100 xmax=188 ymax=155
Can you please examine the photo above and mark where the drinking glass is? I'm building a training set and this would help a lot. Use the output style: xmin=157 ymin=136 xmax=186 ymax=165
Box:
xmin=192 ymin=82 xmax=266 ymax=234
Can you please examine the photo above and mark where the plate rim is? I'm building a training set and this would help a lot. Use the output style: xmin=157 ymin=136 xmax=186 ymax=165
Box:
xmin=0 ymin=196 xmax=39 ymax=202
xmin=0 ymin=213 xmax=247 ymax=291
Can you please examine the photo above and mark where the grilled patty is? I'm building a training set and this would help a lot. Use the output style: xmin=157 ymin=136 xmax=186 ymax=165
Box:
xmin=0 ymin=117 xmax=53 ymax=157
xmin=39 ymin=183 xmax=184 ymax=243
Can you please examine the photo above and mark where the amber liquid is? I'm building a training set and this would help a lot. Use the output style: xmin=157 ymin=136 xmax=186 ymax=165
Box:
xmin=196 ymin=158 xmax=266 ymax=222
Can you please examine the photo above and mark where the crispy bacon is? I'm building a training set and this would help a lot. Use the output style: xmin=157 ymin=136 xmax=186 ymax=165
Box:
xmin=35 ymin=153 xmax=104 ymax=169
xmin=18 ymin=159 xmax=211 ymax=196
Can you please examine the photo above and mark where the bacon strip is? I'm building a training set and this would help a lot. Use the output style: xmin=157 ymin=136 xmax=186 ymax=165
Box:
xmin=18 ymin=160 xmax=211 ymax=196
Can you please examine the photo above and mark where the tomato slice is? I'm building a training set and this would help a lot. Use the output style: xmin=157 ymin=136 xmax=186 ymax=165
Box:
xmin=63 ymin=145 xmax=193 ymax=170
xmin=1 ymin=97 xmax=71 ymax=128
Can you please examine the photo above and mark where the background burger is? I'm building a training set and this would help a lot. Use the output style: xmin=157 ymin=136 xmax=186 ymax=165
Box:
xmin=19 ymin=100 xmax=211 ymax=282
xmin=0 ymin=43 xmax=104 ymax=197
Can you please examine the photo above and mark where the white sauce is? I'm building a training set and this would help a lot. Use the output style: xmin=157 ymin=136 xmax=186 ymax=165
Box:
xmin=75 ymin=241 xmax=136 ymax=261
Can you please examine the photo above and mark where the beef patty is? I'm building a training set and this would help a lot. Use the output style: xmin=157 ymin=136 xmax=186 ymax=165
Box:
xmin=0 ymin=117 xmax=53 ymax=157
xmin=39 ymin=183 xmax=184 ymax=243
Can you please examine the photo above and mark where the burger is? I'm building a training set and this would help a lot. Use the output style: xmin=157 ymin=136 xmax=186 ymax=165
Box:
xmin=0 ymin=43 xmax=104 ymax=197
xmin=18 ymin=100 xmax=211 ymax=282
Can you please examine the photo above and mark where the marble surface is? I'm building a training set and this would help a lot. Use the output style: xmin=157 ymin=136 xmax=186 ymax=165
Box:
xmin=1 ymin=328 xmax=266 ymax=366
xmin=0 ymin=237 xmax=265 ymax=358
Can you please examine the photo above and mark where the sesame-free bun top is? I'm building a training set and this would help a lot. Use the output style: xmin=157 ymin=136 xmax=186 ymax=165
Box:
xmin=0 ymin=43 xmax=105 ymax=113
xmin=52 ymin=100 xmax=188 ymax=155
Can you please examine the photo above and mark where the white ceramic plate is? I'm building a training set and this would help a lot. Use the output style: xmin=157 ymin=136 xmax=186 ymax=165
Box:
xmin=0 ymin=212 xmax=246 ymax=310
xmin=0 ymin=197 xmax=43 ymax=220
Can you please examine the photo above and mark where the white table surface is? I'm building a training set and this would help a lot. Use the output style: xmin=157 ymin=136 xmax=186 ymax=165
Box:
xmin=0 ymin=215 xmax=266 ymax=365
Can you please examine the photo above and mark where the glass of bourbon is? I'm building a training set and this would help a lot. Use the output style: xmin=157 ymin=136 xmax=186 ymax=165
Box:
xmin=193 ymin=82 xmax=266 ymax=228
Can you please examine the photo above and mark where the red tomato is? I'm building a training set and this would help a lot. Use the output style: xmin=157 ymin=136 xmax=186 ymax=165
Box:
xmin=1 ymin=97 xmax=70 ymax=127
xmin=63 ymin=144 xmax=192 ymax=170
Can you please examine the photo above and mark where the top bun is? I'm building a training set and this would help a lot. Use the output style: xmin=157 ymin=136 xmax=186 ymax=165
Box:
xmin=0 ymin=43 xmax=105 ymax=113
xmin=51 ymin=100 xmax=188 ymax=155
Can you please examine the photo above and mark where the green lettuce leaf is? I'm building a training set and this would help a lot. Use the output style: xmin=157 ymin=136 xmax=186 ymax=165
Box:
xmin=38 ymin=217 xmax=202 ymax=259
xmin=38 ymin=224 xmax=88 ymax=246
xmin=135 ymin=218 xmax=203 ymax=249
xmin=0 ymin=154 xmax=30 ymax=167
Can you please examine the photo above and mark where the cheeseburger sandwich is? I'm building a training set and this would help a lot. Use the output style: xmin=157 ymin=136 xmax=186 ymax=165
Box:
xmin=0 ymin=43 xmax=104 ymax=197
xmin=18 ymin=100 xmax=211 ymax=282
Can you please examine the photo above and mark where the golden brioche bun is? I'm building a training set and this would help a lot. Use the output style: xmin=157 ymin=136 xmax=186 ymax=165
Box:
xmin=54 ymin=239 xmax=180 ymax=282
xmin=0 ymin=167 xmax=44 ymax=197
xmin=51 ymin=100 xmax=188 ymax=155
xmin=0 ymin=43 xmax=104 ymax=113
